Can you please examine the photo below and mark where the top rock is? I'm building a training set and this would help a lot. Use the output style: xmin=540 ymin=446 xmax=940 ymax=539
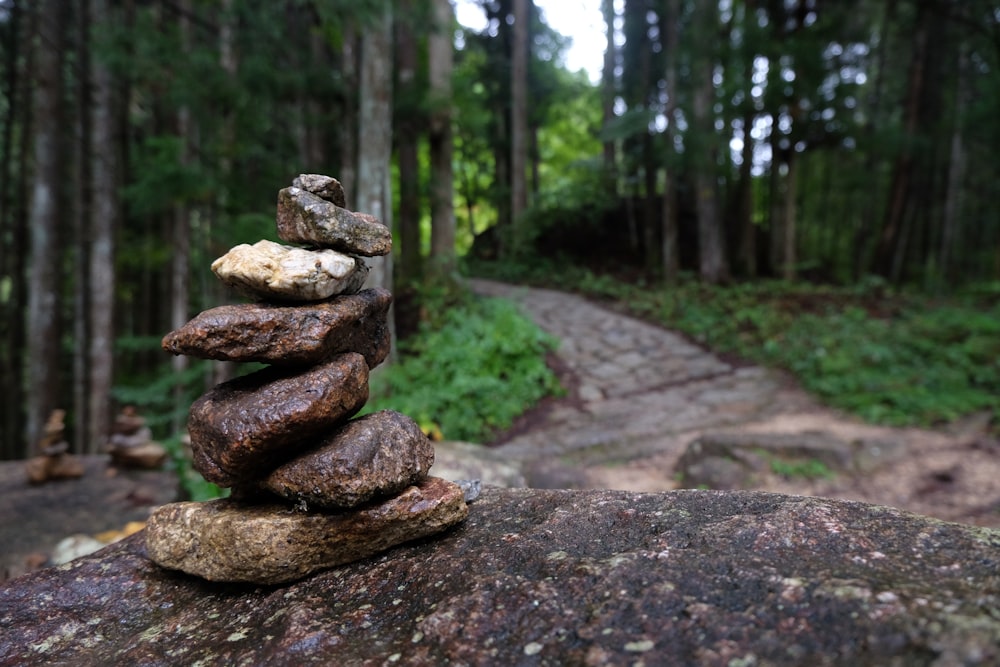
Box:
xmin=292 ymin=174 xmax=346 ymax=208
xmin=277 ymin=186 xmax=392 ymax=257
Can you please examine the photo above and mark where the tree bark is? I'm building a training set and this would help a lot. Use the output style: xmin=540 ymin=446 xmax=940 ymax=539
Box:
xmin=26 ymin=0 xmax=68 ymax=452
xmin=428 ymin=0 xmax=456 ymax=274
xmin=358 ymin=5 xmax=395 ymax=355
xmin=510 ymin=0 xmax=529 ymax=253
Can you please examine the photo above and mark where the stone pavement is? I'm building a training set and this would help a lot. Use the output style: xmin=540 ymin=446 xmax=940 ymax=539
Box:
xmin=453 ymin=278 xmax=820 ymax=490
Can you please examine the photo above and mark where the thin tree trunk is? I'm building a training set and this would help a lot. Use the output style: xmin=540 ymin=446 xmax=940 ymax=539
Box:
xmin=169 ymin=0 xmax=193 ymax=434
xmin=600 ymin=0 xmax=616 ymax=176
xmin=940 ymin=44 xmax=968 ymax=284
xmin=338 ymin=30 xmax=359 ymax=204
xmin=692 ymin=3 xmax=726 ymax=283
xmin=0 ymin=0 xmax=26 ymax=458
xmin=873 ymin=1 xmax=930 ymax=279
xmin=781 ymin=150 xmax=798 ymax=280
xmin=395 ymin=3 xmax=421 ymax=284
xmin=358 ymin=5 xmax=395 ymax=356
xmin=429 ymin=0 xmax=456 ymax=274
xmin=74 ymin=0 xmax=93 ymax=453
xmin=660 ymin=0 xmax=680 ymax=282
xmin=510 ymin=0 xmax=529 ymax=253
xmin=88 ymin=0 xmax=119 ymax=453
xmin=26 ymin=0 xmax=68 ymax=452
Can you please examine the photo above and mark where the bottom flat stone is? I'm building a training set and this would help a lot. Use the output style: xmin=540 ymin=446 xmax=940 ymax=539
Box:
xmin=145 ymin=477 xmax=467 ymax=585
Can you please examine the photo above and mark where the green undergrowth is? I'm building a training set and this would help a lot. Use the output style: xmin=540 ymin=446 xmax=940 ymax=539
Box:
xmin=362 ymin=282 xmax=564 ymax=443
xmin=468 ymin=258 xmax=1000 ymax=429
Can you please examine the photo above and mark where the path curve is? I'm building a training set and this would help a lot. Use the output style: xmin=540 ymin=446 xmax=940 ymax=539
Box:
xmin=458 ymin=279 xmax=1000 ymax=527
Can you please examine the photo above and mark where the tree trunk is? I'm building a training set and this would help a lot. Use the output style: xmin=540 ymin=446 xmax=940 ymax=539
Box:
xmin=660 ymin=0 xmax=680 ymax=282
xmin=428 ymin=0 xmax=456 ymax=274
xmin=72 ymin=0 xmax=93 ymax=453
xmin=781 ymin=150 xmax=798 ymax=280
xmin=169 ymin=0 xmax=194 ymax=434
xmin=873 ymin=1 xmax=930 ymax=279
xmin=691 ymin=3 xmax=727 ymax=284
xmin=395 ymin=3 xmax=421 ymax=285
xmin=0 ymin=0 xmax=27 ymax=458
xmin=358 ymin=5 xmax=395 ymax=355
xmin=510 ymin=0 xmax=529 ymax=254
xmin=600 ymin=0 xmax=616 ymax=177
xmin=338 ymin=30 xmax=359 ymax=204
xmin=26 ymin=0 xmax=68 ymax=453
xmin=940 ymin=43 xmax=968 ymax=285
xmin=88 ymin=0 xmax=120 ymax=453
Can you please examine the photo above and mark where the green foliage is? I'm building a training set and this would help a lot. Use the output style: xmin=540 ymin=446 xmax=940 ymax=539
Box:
xmin=364 ymin=295 xmax=564 ymax=443
xmin=468 ymin=262 xmax=1000 ymax=429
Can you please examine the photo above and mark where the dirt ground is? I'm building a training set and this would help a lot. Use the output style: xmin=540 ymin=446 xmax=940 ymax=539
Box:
xmin=495 ymin=366 xmax=1000 ymax=530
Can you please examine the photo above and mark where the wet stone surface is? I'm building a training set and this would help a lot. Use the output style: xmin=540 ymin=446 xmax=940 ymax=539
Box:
xmin=258 ymin=410 xmax=435 ymax=510
xmin=187 ymin=353 xmax=370 ymax=487
xmin=161 ymin=287 xmax=392 ymax=368
xmin=3 ymin=487 xmax=999 ymax=665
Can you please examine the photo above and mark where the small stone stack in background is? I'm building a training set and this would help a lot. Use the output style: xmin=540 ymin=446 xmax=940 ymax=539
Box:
xmin=145 ymin=174 xmax=468 ymax=585
xmin=25 ymin=409 xmax=85 ymax=484
xmin=106 ymin=406 xmax=168 ymax=470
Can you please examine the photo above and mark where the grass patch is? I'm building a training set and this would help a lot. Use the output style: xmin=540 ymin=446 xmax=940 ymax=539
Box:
xmin=363 ymin=289 xmax=564 ymax=443
xmin=766 ymin=457 xmax=836 ymax=481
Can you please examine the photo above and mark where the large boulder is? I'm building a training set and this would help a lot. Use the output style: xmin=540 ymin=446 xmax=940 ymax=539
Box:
xmin=2 ymin=487 xmax=998 ymax=665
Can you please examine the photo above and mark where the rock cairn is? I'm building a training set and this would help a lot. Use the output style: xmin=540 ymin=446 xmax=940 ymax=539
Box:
xmin=145 ymin=174 xmax=469 ymax=585
xmin=106 ymin=406 xmax=168 ymax=470
xmin=25 ymin=409 xmax=85 ymax=484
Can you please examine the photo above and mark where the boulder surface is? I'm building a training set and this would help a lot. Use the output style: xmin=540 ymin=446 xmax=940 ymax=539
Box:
xmin=2 ymin=488 xmax=999 ymax=666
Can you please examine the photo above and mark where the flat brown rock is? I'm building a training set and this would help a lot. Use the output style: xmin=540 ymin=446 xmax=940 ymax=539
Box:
xmin=145 ymin=476 xmax=468 ymax=584
xmin=188 ymin=353 xmax=369 ymax=487
xmin=162 ymin=288 xmax=392 ymax=368
xmin=260 ymin=410 xmax=434 ymax=509
xmin=276 ymin=187 xmax=392 ymax=256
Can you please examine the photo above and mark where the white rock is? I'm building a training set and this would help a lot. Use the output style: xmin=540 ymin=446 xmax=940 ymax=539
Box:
xmin=211 ymin=240 xmax=367 ymax=301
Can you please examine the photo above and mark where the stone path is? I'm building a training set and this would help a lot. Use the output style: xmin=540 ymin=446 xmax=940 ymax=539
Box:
xmin=462 ymin=279 xmax=818 ymax=489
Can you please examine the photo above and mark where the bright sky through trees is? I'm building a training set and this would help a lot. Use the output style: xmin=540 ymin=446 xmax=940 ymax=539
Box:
xmin=454 ymin=0 xmax=606 ymax=83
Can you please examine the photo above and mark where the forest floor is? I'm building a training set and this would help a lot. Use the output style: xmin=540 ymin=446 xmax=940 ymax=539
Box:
xmin=471 ymin=278 xmax=1000 ymax=529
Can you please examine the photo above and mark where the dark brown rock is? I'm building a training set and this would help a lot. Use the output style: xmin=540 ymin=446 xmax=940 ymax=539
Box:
xmin=292 ymin=174 xmax=346 ymax=208
xmin=276 ymin=186 xmax=392 ymax=256
xmin=260 ymin=410 xmax=434 ymax=509
xmin=188 ymin=353 xmax=369 ymax=487
xmin=145 ymin=477 xmax=467 ymax=584
xmin=2 ymin=488 xmax=999 ymax=665
xmin=162 ymin=288 xmax=392 ymax=368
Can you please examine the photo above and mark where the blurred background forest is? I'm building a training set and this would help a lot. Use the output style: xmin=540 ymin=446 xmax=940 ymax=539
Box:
xmin=1 ymin=0 xmax=999 ymax=462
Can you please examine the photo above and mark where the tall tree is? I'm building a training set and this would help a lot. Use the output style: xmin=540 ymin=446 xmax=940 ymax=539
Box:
xmin=395 ymin=0 xmax=421 ymax=285
xmin=26 ymin=0 xmax=69 ymax=453
xmin=510 ymin=0 xmax=529 ymax=252
xmin=88 ymin=0 xmax=120 ymax=453
xmin=690 ymin=0 xmax=727 ymax=283
xmin=428 ymin=0 xmax=456 ymax=273
xmin=357 ymin=4 xmax=395 ymax=351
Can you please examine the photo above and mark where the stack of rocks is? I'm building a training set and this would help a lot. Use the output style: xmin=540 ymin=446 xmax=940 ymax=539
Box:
xmin=144 ymin=174 xmax=469 ymax=585
xmin=25 ymin=409 xmax=85 ymax=484
xmin=106 ymin=406 xmax=168 ymax=470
